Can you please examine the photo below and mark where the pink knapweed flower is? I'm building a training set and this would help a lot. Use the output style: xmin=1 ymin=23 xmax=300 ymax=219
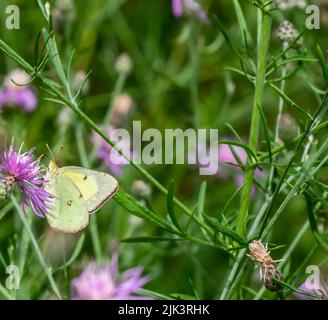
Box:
xmin=293 ymin=280 xmax=328 ymax=300
xmin=71 ymin=255 xmax=150 ymax=300
xmin=0 ymin=69 xmax=38 ymax=112
xmin=0 ymin=144 xmax=53 ymax=217
xmin=190 ymin=140 xmax=263 ymax=193
xmin=172 ymin=0 xmax=209 ymax=23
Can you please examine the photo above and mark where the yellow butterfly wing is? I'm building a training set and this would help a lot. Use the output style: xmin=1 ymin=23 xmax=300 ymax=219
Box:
xmin=59 ymin=166 xmax=119 ymax=213
xmin=45 ymin=174 xmax=89 ymax=233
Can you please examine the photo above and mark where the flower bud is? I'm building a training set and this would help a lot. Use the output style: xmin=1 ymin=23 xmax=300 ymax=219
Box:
xmin=72 ymin=70 xmax=90 ymax=95
xmin=115 ymin=53 xmax=133 ymax=75
xmin=132 ymin=180 xmax=152 ymax=201
xmin=277 ymin=21 xmax=303 ymax=49
xmin=274 ymin=0 xmax=307 ymax=10
xmin=110 ymin=93 xmax=135 ymax=126
xmin=57 ymin=106 xmax=74 ymax=128
xmin=279 ymin=113 xmax=299 ymax=143
xmin=53 ymin=0 xmax=76 ymax=34
xmin=248 ymin=240 xmax=283 ymax=292
xmin=4 ymin=69 xmax=31 ymax=89
xmin=0 ymin=176 xmax=15 ymax=201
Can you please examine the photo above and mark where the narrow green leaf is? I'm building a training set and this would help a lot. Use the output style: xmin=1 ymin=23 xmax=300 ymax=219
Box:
xmin=114 ymin=189 xmax=180 ymax=235
xmin=233 ymin=0 xmax=251 ymax=48
xmin=224 ymin=66 xmax=255 ymax=81
xmin=269 ymin=83 xmax=312 ymax=119
xmin=304 ymin=194 xmax=328 ymax=251
xmin=170 ymin=293 xmax=197 ymax=300
xmin=225 ymin=123 xmax=242 ymax=142
xmin=212 ymin=15 xmax=243 ymax=61
xmin=256 ymin=103 xmax=272 ymax=163
xmin=197 ymin=182 xmax=207 ymax=217
xmin=41 ymin=28 xmax=68 ymax=88
xmin=138 ymin=289 xmax=175 ymax=300
xmin=33 ymin=31 xmax=42 ymax=67
xmin=0 ymin=203 xmax=13 ymax=221
xmin=220 ymin=184 xmax=243 ymax=217
xmin=218 ymin=140 xmax=257 ymax=162
xmin=167 ymin=180 xmax=182 ymax=232
xmin=121 ymin=236 xmax=182 ymax=243
xmin=203 ymin=214 xmax=247 ymax=245
xmin=316 ymin=45 xmax=328 ymax=87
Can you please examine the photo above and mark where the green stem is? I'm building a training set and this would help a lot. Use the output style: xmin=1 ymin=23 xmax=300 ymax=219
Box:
xmin=11 ymin=196 xmax=62 ymax=300
xmin=267 ymin=41 xmax=288 ymax=195
xmin=237 ymin=8 xmax=272 ymax=236
xmin=274 ymin=42 xmax=288 ymax=143
xmin=18 ymin=214 xmax=32 ymax=276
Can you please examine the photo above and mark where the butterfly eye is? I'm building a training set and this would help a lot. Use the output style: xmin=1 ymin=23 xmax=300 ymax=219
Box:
xmin=67 ymin=200 xmax=73 ymax=206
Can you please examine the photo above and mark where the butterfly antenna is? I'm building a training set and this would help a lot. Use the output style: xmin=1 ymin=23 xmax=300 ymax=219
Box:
xmin=46 ymin=144 xmax=55 ymax=161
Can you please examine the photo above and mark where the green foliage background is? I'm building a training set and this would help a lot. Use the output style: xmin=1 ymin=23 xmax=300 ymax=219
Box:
xmin=0 ymin=0 xmax=327 ymax=300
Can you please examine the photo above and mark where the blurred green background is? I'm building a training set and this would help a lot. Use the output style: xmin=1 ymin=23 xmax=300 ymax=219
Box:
xmin=0 ymin=0 xmax=327 ymax=299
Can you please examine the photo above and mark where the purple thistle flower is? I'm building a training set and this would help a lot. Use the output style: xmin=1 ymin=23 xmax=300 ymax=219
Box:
xmin=0 ymin=144 xmax=53 ymax=217
xmin=91 ymin=127 xmax=135 ymax=176
xmin=171 ymin=0 xmax=209 ymax=23
xmin=189 ymin=139 xmax=264 ymax=194
xmin=71 ymin=255 xmax=150 ymax=300
xmin=0 ymin=69 xmax=38 ymax=112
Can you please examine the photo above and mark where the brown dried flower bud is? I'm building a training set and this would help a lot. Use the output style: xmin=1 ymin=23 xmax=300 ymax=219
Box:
xmin=248 ymin=240 xmax=284 ymax=292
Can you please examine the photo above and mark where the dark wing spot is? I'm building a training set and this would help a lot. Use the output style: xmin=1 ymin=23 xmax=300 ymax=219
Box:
xmin=67 ymin=200 xmax=73 ymax=206
xmin=84 ymin=175 xmax=88 ymax=180
xmin=79 ymin=193 xmax=83 ymax=199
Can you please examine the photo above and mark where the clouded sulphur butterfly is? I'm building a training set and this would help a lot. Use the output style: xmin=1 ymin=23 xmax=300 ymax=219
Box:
xmin=45 ymin=161 xmax=119 ymax=233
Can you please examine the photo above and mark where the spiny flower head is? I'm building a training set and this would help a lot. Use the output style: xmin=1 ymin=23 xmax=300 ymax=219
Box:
xmin=0 ymin=144 xmax=53 ymax=217
xmin=277 ymin=20 xmax=303 ymax=49
xmin=71 ymin=255 xmax=150 ymax=300
xmin=172 ymin=0 xmax=209 ymax=23
xmin=248 ymin=240 xmax=283 ymax=292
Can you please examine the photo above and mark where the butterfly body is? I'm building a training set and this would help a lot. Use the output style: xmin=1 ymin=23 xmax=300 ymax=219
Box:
xmin=45 ymin=161 xmax=119 ymax=233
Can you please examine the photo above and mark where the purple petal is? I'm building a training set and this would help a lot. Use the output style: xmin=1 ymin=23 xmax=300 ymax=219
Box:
xmin=172 ymin=0 xmax=183 ymax=17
